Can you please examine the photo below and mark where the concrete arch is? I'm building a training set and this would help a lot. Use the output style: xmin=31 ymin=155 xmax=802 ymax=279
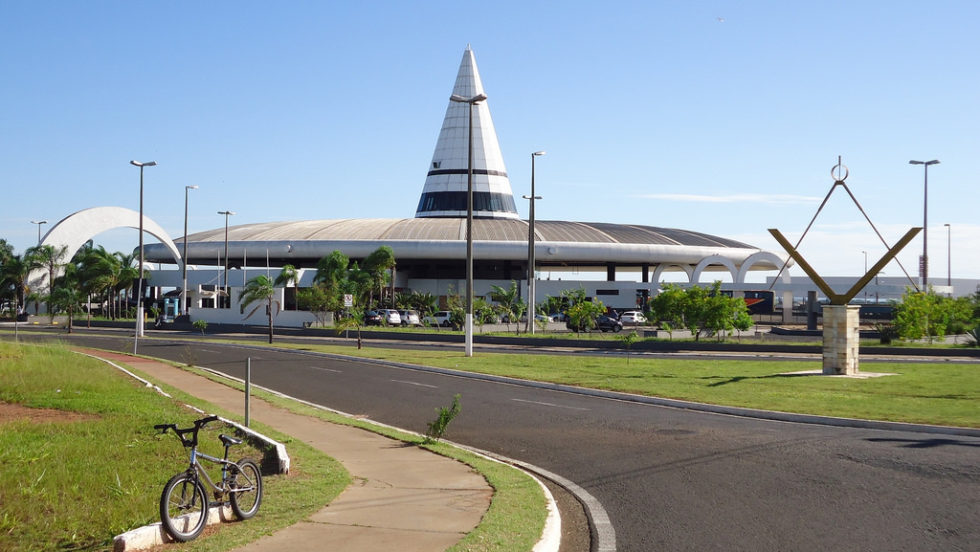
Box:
xmin=736 ymin=251 xmax=790 ymax=284
xmin=691 ymin=255 xmax=738 ymax=283
xmin=651 ymin=263 xmax=694 ymax=284
xmin=29 ymin=206 xmax=183 ymax=288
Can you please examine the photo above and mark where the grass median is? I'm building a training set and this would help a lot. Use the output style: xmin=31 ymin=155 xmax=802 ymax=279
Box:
xmin=252 ymin=340 xmax=980 ymax=428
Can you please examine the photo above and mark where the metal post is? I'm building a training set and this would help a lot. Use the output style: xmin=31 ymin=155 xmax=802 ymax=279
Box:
xmin=909 ymin=159 xmax=939 ymax=287
xmin=450 ymin=92 xmax=485 ymax=357
xmin=218 ymin=210 xmax=235 ymax=309
xmin=245 ymin=357 xmax=251 ymax=427
xmin=30 ymin=220 xmax=47 ymax=245
xmin=944 ymin=223 xmax=951 ymax=289
xmin=182 ymin=185 xmax=198 ymax=316
xmin=130 ymin=160 xmax=156 ymax=354
xmin=524 ymin=151 xmax=545 ymax=333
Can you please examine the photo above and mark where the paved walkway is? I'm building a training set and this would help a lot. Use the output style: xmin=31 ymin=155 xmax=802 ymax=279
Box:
xmin=86 ymin=350 xmax=492 ymax=552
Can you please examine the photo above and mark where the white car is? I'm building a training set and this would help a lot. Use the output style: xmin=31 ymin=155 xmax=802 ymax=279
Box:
xmin=398 ymin=309 xmax=421 ymax=326
xmin=376 ymin=309 xmax=401 ymax=325
xmin=620 ymin=311 xmax=647 ymax=325
xmin=423 ymin=311 xmax=454 ymax=327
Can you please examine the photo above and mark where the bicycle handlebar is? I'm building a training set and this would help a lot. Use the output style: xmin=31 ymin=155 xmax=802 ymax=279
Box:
xmin=155 ymin=415 xmax=221 ymax=448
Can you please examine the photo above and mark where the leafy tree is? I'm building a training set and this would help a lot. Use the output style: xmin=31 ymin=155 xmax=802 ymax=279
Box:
xmin=239 ymin=275 xmax=280 ymax=343
xmin=647 ymin=284 xmax=687 ymax=338
xmin=566 ymin=300 xmax=606 ymax=334
xmin=619 ymin=330 xmax=639 ymax=364
xmin=296 ymin=285 xmax=334 ymax=326
xmin=893 ymin=286 xmax=966 ymax=343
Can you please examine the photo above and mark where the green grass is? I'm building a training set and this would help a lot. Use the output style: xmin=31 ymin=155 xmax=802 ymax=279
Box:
xmin=240 ymin=340 xmax=980 ymax=428
xmin=0 ymin=340 xmax=349 ymax=552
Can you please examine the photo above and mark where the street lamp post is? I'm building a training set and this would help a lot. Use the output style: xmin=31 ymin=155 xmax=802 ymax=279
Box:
xmin=862 ymin=250 xmax=867 ymax=301
xmin=181 ymin=186 xmax=199 ymax=316
xmin=523 ymin=151 xmax=545 ymax=334
xmin=944 ymin=223 xmax=951 ymax=290
xmin=130 ymin=160 xmax=156 ymax=354
xmin=218 ymin=210 xmax=235 ymax=309
xmin=909 ymin=159 xmax=939 ymax=287
xmin=30 ymin=220 xmax=47 ymax=245
xmin=450 ymin=92 xmax=487 ymax=357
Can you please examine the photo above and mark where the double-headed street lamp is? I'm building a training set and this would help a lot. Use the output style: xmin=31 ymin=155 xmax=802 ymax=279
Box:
xmin=181 ymin=185 xmax=199 ymax=315
xmin=30 ymin=220 xmax=47 ymax=245
xmin=909 ymin=159 xmax=939 ymax=287
xmin=523 ymin=151 xmax=545 ymax=334
xmin=217 ymin=210 xmax=235 ymax=308
xmin=130 ymin=160 xmax=156 ymax=354
xmin=449 ymin=92 xmax=486 ymax=357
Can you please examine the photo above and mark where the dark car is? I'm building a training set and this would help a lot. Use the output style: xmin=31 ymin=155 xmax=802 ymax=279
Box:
xmin=364 ymin=310 xmax=383 ymax=326
xmin=566 ymin=314 xmax=623 ymax=333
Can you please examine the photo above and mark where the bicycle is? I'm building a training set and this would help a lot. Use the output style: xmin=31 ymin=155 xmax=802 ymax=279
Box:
xmin=154 ymin=415 xmax=263 ymax=542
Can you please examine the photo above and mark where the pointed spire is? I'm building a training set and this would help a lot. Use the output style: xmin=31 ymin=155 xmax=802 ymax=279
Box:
xmin=415 ymin=48 xmax=519 ymax=219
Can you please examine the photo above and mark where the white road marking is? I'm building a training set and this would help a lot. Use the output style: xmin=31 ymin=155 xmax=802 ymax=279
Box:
xmin=314 ymin=366 xmax=343 ymax=373
xmin=391 ymin=379 xmax=438 ymax=389
xmin=511 ymin=398 xmax=589 ymax=411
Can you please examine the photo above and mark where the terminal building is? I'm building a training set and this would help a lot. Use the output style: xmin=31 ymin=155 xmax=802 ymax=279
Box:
xmin=40 ymin=48 xmax=819 ymax=327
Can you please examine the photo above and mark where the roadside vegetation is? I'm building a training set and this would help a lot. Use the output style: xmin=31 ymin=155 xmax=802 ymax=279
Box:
xmin=0 ymin=340 xmax=348 ymax=552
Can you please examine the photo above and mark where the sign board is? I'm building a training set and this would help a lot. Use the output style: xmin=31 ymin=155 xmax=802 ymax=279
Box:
xmin=343 ymin=294 xmax=353 ymax=307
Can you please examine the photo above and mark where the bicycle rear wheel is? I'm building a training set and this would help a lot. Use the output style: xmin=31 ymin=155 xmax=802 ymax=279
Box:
xmin=229 ymin=458 xmax=263 ymax=520
xmin=160 ymin=472 xmax=209 ymax=542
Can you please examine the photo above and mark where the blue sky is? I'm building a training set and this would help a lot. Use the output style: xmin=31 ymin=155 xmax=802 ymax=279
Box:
xmin=2 ymin=1 xmax=977 ymax=282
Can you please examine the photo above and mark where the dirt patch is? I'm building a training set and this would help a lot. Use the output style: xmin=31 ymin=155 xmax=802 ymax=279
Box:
xmin=0 ymin=401 xmax=99 ymax=424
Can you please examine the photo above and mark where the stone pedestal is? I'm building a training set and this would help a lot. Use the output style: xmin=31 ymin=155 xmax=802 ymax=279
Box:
xmin=822 ymin=304 xmax=861 ymax=375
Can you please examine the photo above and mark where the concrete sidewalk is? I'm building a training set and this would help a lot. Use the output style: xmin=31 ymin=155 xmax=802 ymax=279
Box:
xmin=89 ymin=350 xmax=493 ymax=552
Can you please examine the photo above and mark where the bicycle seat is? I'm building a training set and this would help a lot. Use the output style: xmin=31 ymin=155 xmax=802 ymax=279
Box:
xmin=220 ymin=434 xmax=242 ymax=447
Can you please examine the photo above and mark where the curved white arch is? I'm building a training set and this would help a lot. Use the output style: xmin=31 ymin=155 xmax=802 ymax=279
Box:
xmin=29 ymin=206 xmax=183 ymax=288
xmin=651 ymin=263 xmax=694 ymax=284
xmin=736 ymin=251 xmax=791 ymax=284
xmin=691 ymin=255 xmax=738 ymax=283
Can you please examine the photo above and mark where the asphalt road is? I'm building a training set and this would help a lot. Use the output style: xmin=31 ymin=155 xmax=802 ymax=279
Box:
xmin=22 ymin=331 xmax=980 ymax=551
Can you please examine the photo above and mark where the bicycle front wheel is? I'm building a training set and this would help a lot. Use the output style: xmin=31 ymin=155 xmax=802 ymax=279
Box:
xmin=160 ymin=472 xmax=209 ymax=542
xmin=229 ymin=458 xmax=263 ymax=520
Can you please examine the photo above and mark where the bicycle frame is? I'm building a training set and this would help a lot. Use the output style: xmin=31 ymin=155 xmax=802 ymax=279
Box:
xmin=158 ymin=416 xmax=257 ymax=501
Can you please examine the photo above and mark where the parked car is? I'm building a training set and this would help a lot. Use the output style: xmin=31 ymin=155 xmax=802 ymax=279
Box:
xmin=620 ymin=311 xmax=647 ymax=325
xmin=423 ymin=310 xmax=454 ymax=327
xmin=398 ymin=309 xmax=421 ymax=326
xmin=566 ymin=314 xmax=623 ymax=333
xmin=364 ymin=310 xmax=383 ymax=326
xmin=376 ymin=308 xmax=401 ymax=325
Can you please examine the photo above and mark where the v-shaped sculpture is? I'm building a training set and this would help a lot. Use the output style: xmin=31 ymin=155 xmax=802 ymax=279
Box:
xmin=768 ymin=159 xmax=921 ymax=305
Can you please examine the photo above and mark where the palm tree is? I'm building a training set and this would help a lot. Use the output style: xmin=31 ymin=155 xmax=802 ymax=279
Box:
xmin=77 ymin=246 xmax=118 ymax=326
xmin=274 ymin=264 xmax=299 ymax=310
xmin=1 ymin=254 xmax=30 ymax=320
xmin=490 ymin=281 xmax=527 ymax=335
xmin=50 ymin=264 xmax=84 ymax=333
xmin=239 ymin=275 xmax=279 ymax=343
xmin=363 ymin=246 xmax=395 ymax=307
xmin=25 ymin=244 xmax=68 ymax=319
xmin=114 ymin=251 xmax=139 ymax=319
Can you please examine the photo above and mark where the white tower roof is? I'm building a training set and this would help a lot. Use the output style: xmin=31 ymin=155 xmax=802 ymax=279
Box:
xmin=415 ymin=47 xmax=519 ymax=219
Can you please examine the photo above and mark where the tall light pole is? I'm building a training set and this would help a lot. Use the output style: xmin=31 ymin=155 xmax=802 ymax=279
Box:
xmin=861 ymin=250 xmax=867 ymax=301
xmin=909 ymin=159 xmax=939 ymax=287
xmin=944 ymin=223 xmax=951 ymax=290
xmin=450 ymin=92 xmax=486 ymax=357
xmin=218 ymin=210 xmax=235 ymax=309
xmin=130 ymin=160 xmax=156 ymax=354
xmin=181 ymin=185 xmax=198 ymax=316
xmin=523 ymin=151 xmax=545 ymax=333
xmin=30 ymin=220 xmax=47 ymax=245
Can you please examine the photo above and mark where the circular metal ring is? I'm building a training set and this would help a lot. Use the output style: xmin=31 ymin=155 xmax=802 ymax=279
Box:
xmin=831 ymin=162 xmax=849 ymax=182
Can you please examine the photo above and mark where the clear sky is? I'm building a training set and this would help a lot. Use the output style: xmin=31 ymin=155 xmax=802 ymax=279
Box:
xmin=2 ymin=1 xmax=977 ymax=283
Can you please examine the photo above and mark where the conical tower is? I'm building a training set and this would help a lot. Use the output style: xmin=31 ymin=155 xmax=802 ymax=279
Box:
xmin=415 ymin=47 xmax=519 ymax=219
